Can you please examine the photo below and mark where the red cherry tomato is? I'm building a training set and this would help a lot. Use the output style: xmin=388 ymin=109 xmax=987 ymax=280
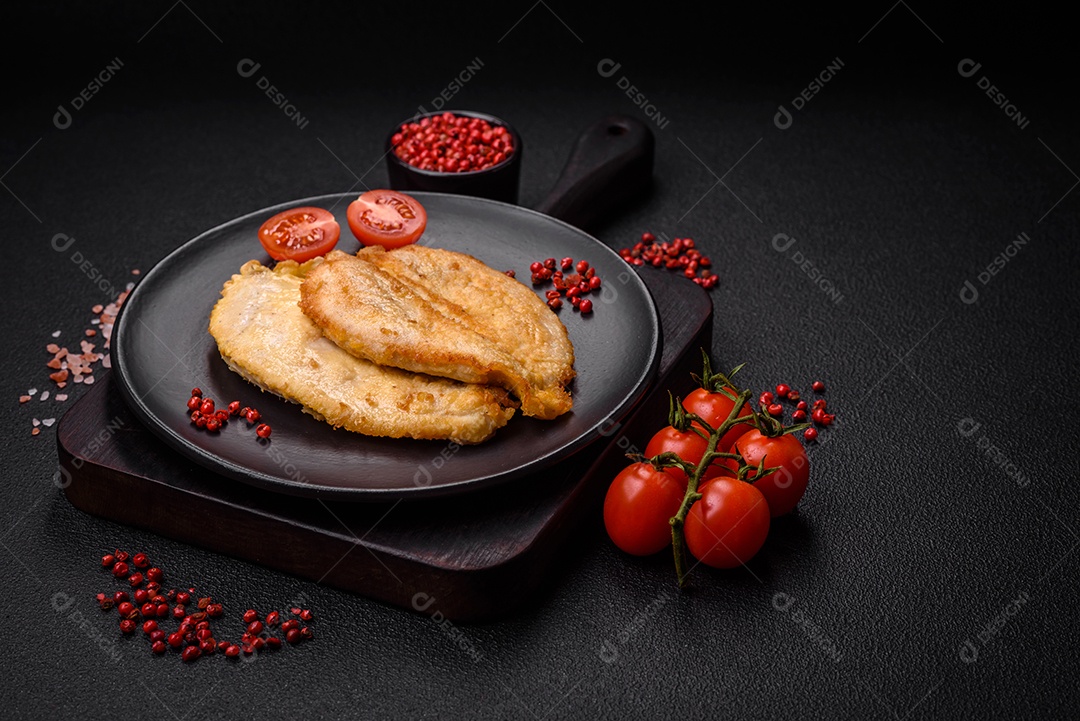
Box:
xmin=683 ymin=478 xmax=770 ymax=568
xmin=644 ymin=426 xmax=728 ymax=488
xmin=346 ymin=189 xmax=427 ymax=249
xmin=257 ymin=206 xmax=340 ymax=262
xmin=722 ymin=430 xmax=809 ymax=517
xmin=682 ymin=387 xmax=756 ymax=451
xmin=603 ymin=462 xmax=685 ymax=556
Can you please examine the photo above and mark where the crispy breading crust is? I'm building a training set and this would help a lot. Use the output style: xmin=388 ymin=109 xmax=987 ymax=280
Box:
xmin=298 ymin=248 xmax=574 ymax=419
xmin=208 ymin=259 xmax=516 ymax=444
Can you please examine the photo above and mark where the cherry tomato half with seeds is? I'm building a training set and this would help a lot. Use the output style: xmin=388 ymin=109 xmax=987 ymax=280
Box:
xmin=603 ymin=462 xmax=685 ymax=556
xmin=346 ymin=189 xmax=427 ymax=249
xmin=684 ymin=477 xmax=770 ymax=569
xmin=682 ymin=387 xmax=756 ymax=452
xmin=257 ymin=206 xmax=340 ymax=262
xmin=644 ymin=426 xmax=728 ymax=488
xmin=721 ymin=429 xmax=809 ymax=517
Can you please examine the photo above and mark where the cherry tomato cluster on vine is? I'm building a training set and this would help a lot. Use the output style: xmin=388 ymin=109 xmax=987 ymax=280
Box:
xmin=603 ymin=356 xmax=814 ymax=581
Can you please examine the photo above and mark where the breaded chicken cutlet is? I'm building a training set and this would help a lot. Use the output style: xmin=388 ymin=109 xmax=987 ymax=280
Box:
xmin=299 ymin=247 xmax=575 ymax=420
xmin=208 ymin=259 xmax=516 ymax=444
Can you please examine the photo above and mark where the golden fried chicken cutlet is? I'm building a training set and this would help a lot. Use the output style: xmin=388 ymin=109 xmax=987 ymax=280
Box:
xmin=360 ymin=244 xmax=576 ymax=408
xmin=298 ymin=248 xmax=575 ymax=420
xmin=208 ymin=259 xmax=516 ymax=444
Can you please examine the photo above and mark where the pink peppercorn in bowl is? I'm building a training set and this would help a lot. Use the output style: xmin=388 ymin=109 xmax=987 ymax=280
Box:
xmin=384 ymin=110 xmax=522 ymax=204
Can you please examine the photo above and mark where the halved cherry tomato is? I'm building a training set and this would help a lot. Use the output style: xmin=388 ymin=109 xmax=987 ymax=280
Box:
xmin=682 ymin=386 xmax=756 ymax=452
xmin=721 ymin=430 xmax=809 ymax=517
xmin=644 ymin=425 xmax=729 ymax=488
xmin=346 ymin=189 xmax=427 ymax=249
xmin=684 ymin=477 xmax=770 ymax=569
xmin=257 ymin=206 xmax=340 ymax=262
xmin=603 ymin=462 xmax=685 ymax=556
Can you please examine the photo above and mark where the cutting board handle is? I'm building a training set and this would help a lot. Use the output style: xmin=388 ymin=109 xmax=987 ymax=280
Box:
xmin=535 ymin=115 xmax=654 ymax=231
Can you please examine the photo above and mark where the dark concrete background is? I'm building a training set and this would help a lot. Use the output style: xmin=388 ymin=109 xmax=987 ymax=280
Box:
xmin=2 ymin=3 xmax=1077 ymax=718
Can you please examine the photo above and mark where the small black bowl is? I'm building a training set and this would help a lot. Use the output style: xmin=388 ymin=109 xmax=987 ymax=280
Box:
xmin=385 ymin=110 xmax=522 ymax=204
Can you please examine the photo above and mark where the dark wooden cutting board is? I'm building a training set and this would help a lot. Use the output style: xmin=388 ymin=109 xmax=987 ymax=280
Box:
xmin=57 ymin=267 xmax=711 ymax=622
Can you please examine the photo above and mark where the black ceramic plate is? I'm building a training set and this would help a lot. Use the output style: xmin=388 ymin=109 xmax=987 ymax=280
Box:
xmin=113 ymin=192 xmax=660 ymax=501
